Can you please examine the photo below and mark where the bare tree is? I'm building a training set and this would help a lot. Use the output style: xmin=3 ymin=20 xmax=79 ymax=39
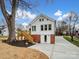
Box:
xmin=0 ymin=0 xmax=53 ymax=43
xmin=64 ymin=11 xmax=79 ymax=41
xmin=56 ymin=20 xmax=67 ymax=35
xmin=0 ymin=0 xmax=34 ymax=43
xmin=0 ymin=0 xmax=18 ymax=42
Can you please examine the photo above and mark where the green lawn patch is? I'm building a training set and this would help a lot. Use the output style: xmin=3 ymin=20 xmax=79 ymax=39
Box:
xmin=0 ymin=36 xmax=8 ymax=41
xmin=0 ymin=36 xmax=8 ymax=38
xmin=63 ymin=36 xmax=79 ymax=47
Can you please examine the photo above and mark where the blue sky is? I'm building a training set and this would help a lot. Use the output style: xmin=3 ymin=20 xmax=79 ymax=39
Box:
xmin=0 ymin=0 xmax=79 ymax=25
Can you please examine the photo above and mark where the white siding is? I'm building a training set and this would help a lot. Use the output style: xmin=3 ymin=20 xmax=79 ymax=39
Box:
xmin=31 ymin=17 xmax=55 ymax=35
xmin=41 ymin=35 xmax=50 ymax=43
xmin=2 ymin=28 xmax=8 ymax=36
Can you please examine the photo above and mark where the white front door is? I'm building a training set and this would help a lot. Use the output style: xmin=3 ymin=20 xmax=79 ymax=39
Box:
xmin=41 ymin=35 xmax=50 ymax=43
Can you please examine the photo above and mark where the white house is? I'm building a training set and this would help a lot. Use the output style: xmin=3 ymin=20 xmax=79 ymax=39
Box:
xmin=2 ymin=28 xmax=8 ymax=36
xmin=29 ymin=14 xmax=56 ymax=44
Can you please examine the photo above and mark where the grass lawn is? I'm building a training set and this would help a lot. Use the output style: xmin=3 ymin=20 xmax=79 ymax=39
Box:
xmin=63 ymin=36 xmax=79 ymax=47
xmin=0 ymin=36 xmax=8 ymax=41
xmin=0 ymin=36 xmax=8 ymax=38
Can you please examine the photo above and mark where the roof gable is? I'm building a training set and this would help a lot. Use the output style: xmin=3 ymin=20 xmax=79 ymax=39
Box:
xmin=29 ymin=14 xmax=55 ymax=25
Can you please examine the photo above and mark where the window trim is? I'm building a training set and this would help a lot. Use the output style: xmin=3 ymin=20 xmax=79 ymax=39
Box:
xmin=32 ymin=26 xmax=36 ymax=31
xmin=45 ymin=25 xmax=47 ymax=31
xmin=42 ymin=19 xmax=44 ymax=21
xmin=48 ymin=24 xmax=52 ymax=30
xmin=44 ymin=35 xmax=47 ymax=42
xmin=39 ymin=19 xmax=41 ymax=21
xmin=41 ymin=25 xmax=43 ymax=31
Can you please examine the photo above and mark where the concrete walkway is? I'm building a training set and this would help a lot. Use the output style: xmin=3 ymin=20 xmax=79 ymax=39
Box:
xmin=52 ymin=36 xmax=79 ymax=59
xmin=28 ymin=43 xmax=54 ymax=59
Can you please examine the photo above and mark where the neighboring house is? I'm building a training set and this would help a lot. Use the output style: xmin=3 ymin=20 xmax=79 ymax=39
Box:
xmin=0 ymin=25 xmax=8 ymax=36
xmin=0 ymin=25 xmax=19 ymax=36
xmin=29 ymin=14 xmax=56 ymax=44
xmin=2 ymin=27 xmax=8 ymax=36
xmin=75 ymin=26 xmax=79 ymax=37
xmin=75 ymin=29 xmax=79 ymax=38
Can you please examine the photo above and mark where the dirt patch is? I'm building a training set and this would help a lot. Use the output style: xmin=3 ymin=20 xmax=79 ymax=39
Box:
xmin=0 ymin=41 xmax=49 ymax=59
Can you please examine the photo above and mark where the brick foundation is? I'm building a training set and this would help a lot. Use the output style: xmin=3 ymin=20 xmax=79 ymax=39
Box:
xmin=50 ymin=34 xmax=55 ymax=44
xmin=31 ymin=35 xmax=40 ymax=43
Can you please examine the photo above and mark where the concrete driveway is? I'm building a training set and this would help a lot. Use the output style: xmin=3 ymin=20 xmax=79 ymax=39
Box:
xmin=52 ymin=36 xmax=79 ymax=59
xmin=28 ymin=36 xmax=79 ymax=59
xmin=28 ymin=43 xmax=54 ymax=59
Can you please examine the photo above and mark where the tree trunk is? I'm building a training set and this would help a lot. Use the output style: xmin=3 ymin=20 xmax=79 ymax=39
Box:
xmin=71 ymin=27 xmax=75 ymax=42
xmin=71 ymin=35 xmax=74 ymax=41
xmin=7 ymin=15 xmax=16 ymax=42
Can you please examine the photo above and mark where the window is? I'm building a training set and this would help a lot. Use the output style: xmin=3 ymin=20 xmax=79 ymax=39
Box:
xmin=44 ymin=35 xmax=47 ymax=42
xmin=48 ymin=24 xmax=52 ymax=30
xmin=39 ymin=19 xmax=41 ymax=21
xmin=0 ymin=30 xmax=1 ymax=34
xmin=39 ymin=19 xmax=44 ymax=21
xmin=32 ymin=26 xmax=33 ymax=31
xmin=41 ymin=25 xmax=43 ymax=31
xmin=47 ymin=19 xmax=49 ymax=21
xmin=32 ymin=26 xmax=36 ymax=31
xmin=45 ymin=25 xmax=47 ymax=30
xmin=42 ymin=19 xmax=44 ymax=21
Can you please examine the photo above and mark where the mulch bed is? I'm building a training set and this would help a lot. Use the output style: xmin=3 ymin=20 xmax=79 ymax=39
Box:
xmin=2 ymin=40 xmax=35 ymax=47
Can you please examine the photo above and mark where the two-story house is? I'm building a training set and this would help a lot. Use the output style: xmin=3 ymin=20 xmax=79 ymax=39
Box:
xmin=29 ymin=14 xmax=56 ymax=44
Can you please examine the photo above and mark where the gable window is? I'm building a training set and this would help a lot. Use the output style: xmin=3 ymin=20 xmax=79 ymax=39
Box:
xmin=39 ymin=19 xmax=44 ymax=21
xmin=45 ymin=25 xmax=47 ymax=30
xmin=32 ymin=26 xmax=36 ymax=31
xmin=41 ymin=25 xmax=43 ymax=31
xmin=39 ymin=19 xmax=41 ymax=21
xmin=42 ymin=19 xmax=44 ymax=21
xmin=47 ymin=19 xmax=49 ymax=21
xmin=48 ymin=24 xmax=52 ymax=30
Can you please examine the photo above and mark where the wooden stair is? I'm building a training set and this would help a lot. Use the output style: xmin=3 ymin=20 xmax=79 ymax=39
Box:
xmin=17 ymin=31 xmax=35 ymax=44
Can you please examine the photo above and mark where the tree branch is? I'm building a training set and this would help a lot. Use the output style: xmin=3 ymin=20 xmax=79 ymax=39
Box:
xmin=0 ymin=0 xmax=9 ymax=18
xmin=0 ymin=0 xmax=10 ymax=26
xmin=11 ymin=0 xmax=17 ymax=17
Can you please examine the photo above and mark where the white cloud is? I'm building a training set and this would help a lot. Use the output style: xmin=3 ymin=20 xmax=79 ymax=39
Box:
xmin=54 ymin=10 xmax=71 ymax=21
xmin=22 ymin=22 xmax=28 ymax=26
xmin=16 ymin=9 xmax=36 ymax=20
xmin=57 ymin=13 xmax=70 ymax=21
xmin=54 ymin=10 xmax=62 ymax=16
xmin=57 ymin=16 xmax=62 ymax=21
xmin=62 ymin=13 xmax=70 ymax=19
xmin=25 ymin=11 xmax=36 ymax=19
xmin=21 ymin=22 xmax=29 ymax=30
xmin=75 ymin=24 xmax=79 ymax=29
xmin=7 ymin=9 xmax=36 ymax=20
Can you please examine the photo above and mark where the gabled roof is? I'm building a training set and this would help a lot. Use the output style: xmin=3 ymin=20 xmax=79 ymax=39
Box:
xmin=29 ymin=14 xmax=56 ymax=25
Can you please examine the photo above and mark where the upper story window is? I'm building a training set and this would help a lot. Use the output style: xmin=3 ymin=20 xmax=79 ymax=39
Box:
xmin=40 ymin=24 xmax=52 ymax=31
xmin=47 ymin=19 xmax=49 ymax=21
xmin=39 ymin=18 xmax=44 ymax=21
xmin=41 ymin=25 xmax=43 ymax=31
xmin=48 ymin=24 xmax=52 ymax=30
xmin=45 ymin=25 xmax=47 ymax=31
xmin=42 ymin=19 xmax=44 ymax=21
xmin=39 ymin=19 xmax=41 ymax=21
xmin=32 ymin=26 xmax=36 ymax=31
